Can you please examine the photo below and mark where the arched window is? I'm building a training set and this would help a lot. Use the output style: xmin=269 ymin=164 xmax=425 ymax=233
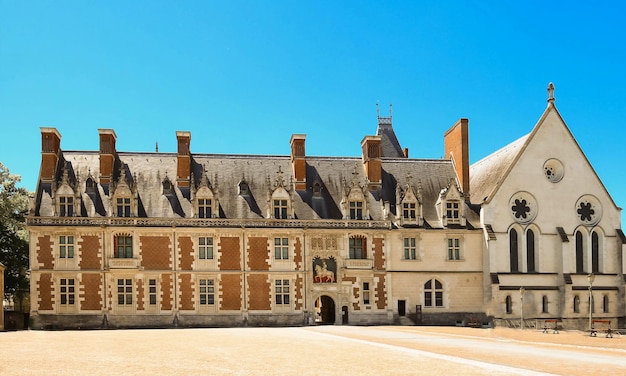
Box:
xmin=85 ymin=177 xmax=96 ymax=194
xmin=509 ymin=229 xmax=519 ymax=272
xmin=573 ymin=295 xmax=580 ymax=313
xmin=603 ymin=295 xmax=609 ymax=313
xmin=312 ymin=181 xmax=323 ymax=197
xmin=424 ymin=278 xmax=444 ymax=307
xmin=542 ymin=295 xmax=549 ymax=313
xmin=575 ymin=231 xmax=584 ymax=273
xmin=591 ymin=231 xmax=599 ymax=273
xmin=239 ymin=181 xmax=249 ymax=196
xmin=162 ymin=179 xmax=174 ymax=195
xmin=505 ymin=295 xmax=512 ymax=314
xmin=527 ymin=229 xmax=535 ymax=272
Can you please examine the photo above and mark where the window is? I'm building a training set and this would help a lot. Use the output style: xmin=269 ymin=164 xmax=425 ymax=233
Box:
xmin=446 ymin=201 xmax=460 ymax=223
xmin=592 ymin=231 xmax=599 ymax=273
xmin=163 ymin=179 xmax=174 ymax=195
xmin=59 ymin=196 xmax=74 ymax=217
xmin=149 ymin=279 xmax=157 ymax=305
xmin=239 ymin=181 xmax=249 ymax=196
xmin=403 ymin=202 xmax=416 ymax=219
xmin=574 ymin=295 xmax=580 ymax=313
xmin=117 ymin=279 xmax=133 ymax=305
xmin=275 ymin=279 xmax=290 ymax=305
xmin=117 ymin=197 xmax=131 ymax=217
xmin=312 ymin=181 xmax=322 ymax=197
xmin=115 ymin=235 xmax=133 ymax=258
xmin=447 ymin=238 xmax=460 ymax=260
xmin=509 ymin=229 xmax=519 ymax=272
xmin=60 ymin=278 xmax=75 ymax=305
xmin=198 ymin=198 xmax=212 ymax=218
xmin=349 ymin=237 xmax=366 ymax=259
xmin=424 ymin=278 xmax=443 ymax=307
xmin=199 ymin=279 xmax=215 ymax=305
xmin=274 ymin=238 xmax=289 ymax=260
xmin=505 ymin=295 xmax=512 ymax=314
xmin=274 ymin=199 xmax=288 ymax=219
xmin=526 ymin=229 xmax=535 ymax=272
xmin=349 ymin=200 xmax=363 ymax=220
xmin=85 ymin=178 xmax=96 ymax=194
xmin=542 ymin=295 xmax=549 ymax=313
xmin=403 ymin=237 xmax=417 ymax=260
xmin=59 ymin=235 xmax=74 ymax=259
xmin=603 ymin=295 xmax=609 ymax=313
xmin=575 ymin=231 xmax=584 ymax=273
xmin=363 ymin=282 xmax=370 ymax=305
xmin=199 ymin=237 xmax=214 ymax=260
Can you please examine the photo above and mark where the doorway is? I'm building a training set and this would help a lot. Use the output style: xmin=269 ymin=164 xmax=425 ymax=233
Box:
xmin=316 ymin=295 xmax=336 ymax=325
xmin=398 ymin=300 xmax=406 ymax=317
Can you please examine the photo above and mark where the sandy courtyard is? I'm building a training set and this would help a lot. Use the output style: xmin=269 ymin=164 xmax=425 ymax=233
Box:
xmin=2 ymin=326 xmax=626 ymax=375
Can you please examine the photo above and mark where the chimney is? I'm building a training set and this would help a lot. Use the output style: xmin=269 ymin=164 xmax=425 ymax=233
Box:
xmin=40 ymin=128 xmax=62 ymax=182
xmin=290 ymin=134 xmax=306 ymax=190
xmin=444 ymin=118 xmax=470 ymax=196
xmin=361 ymin=135 xmax=382 ymax=190
xmin=403 ymin=148 xmax=409 ymax=158
xmin=98 ymin=129 xmax=117 ymax=186
xmin=176 ymin=131 xmax=192 ymax=188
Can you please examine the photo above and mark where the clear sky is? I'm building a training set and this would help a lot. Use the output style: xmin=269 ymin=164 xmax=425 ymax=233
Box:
xmin=1 ymin=1 xmax=625 ymax=222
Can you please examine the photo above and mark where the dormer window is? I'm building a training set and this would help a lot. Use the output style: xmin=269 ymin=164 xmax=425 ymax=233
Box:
xmin=198 ymin=198 xmax=212 ymax=218
xmin=117 ymin=197 xmax=131 ymax=217
xmin=239 ymin=181 xmax=249 ymax=196
xmin=312 ymin=181 xmax=323 ymax=197
xmin=274 ymin=199 xmax=288 ymax=219
xmin=85 ymin=178 xmax=96 ymax=194
xmin=446 ymin=201 xmax=460 ymax=224
xmin=403 ymin=202 xmax=416 ymax=219
xmin=349 ymin=200 xmax=363 ymax=220
xmin=163 ymin=179 xmax=174 ymax=195
xmin=59 ymin=196 xmax=74 ymax=217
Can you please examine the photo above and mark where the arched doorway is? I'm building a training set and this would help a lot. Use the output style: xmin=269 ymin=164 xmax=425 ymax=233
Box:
xmin=315 ymin=295 xmax=336 ymax=325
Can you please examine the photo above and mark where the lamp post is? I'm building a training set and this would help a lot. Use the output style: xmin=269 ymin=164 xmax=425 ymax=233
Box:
xmin=519 ymin=286 xmax=526 ymax=330
xmin=588 ymin=273 xmax=595 ymax=332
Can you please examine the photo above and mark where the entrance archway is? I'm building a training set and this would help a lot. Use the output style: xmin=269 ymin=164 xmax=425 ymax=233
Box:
xmin=315 ymin=295 xmax=336 ymax=325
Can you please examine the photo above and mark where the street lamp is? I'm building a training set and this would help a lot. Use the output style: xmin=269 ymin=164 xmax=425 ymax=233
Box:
xmin=519 ymin=286 xmax=526 ymax=330
xmin=588 ymin=273 xmax=595 ymax=332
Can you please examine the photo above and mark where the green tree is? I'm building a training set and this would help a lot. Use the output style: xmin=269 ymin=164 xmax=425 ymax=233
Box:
xmin=0 ymin=161 xmax=30 ymax=310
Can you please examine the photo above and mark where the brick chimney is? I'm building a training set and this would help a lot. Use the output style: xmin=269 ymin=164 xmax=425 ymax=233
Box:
xmin=290 ymin=134 xmax=306 ymax=190
xmin=444 ymin=118 xmax=470 ymax=196
xmin=40 ymin=128 xmax=62 ymax=183
xmin=361 ymin=135 xmax=382 ymax=190
xmin=176 ymin=131 xmax=191 ymax=188
xmin=98 ymin=129 xmax=117 ymax=186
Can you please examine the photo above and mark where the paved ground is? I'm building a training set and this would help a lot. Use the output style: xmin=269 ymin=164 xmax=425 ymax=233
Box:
xmin=2 ymin=326 xmax=626 ymax=375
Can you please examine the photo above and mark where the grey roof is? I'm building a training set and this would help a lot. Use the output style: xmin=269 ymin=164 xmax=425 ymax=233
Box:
xmin=35 ymin=149 xmax=480 ymax=229
xmin=469 ymin=134 xmax=528 ymax=204
xmin=377 ymin=120 xmax=405 ymax=158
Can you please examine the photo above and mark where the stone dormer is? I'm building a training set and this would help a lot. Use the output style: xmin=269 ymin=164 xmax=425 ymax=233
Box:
xmin=266 ymin=166 xmax=294 ymax=219
xmin=395 ymin=174 xmax=423 ymax=226
xmin=436 ymin=179 xmax=466 ymax=227
xmin=191 ymin=167 xmax=220 ymax=218
xmin=340 ymin=166 xmax=369 ymax=220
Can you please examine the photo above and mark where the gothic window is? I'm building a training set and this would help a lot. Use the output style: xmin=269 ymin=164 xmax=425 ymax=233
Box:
xmin=526 ymin=229 xmax=536 ymax=272
xmin=505 ymin=295 xmax=512 ymax=314
xmin=312 ymin=181 xmax=323 ymax=197
xmin=591 ymin=231 xmax=600 ymax=273
xmin=349 ymin=236 xmax=366 ymax=259
xmin=573 ymin=295 xmax=580 ymax=313
xmin=603 ymin=295 xmax=609 ymax=313
xmin=542 ymin=296 xmax=549 ymax=313
xmin=85 ymin=177 xmax=96 ymax=194
xmin=424 ymin=278 xmax=444 ymax=308
xmin=274 ymin=199 xmax=288 ymax=219
xmin=403 ymin=202 xmax=416 ymax=219
xmin=575 ymin=231 xmax=584 ymax=273
xmin=116 ymin=197 xmax=131 ymax=217
xmin=58 ymin=196 xmax=74 ymax=217
xmin=446 ymin=201 xmax=460 ymax=224
xmin=239 ymin=181 xmax=249 ymax=196
xmin=509 ymin=229 xmax=519 ymax=272
xmin=198 ymin=198 xmax=212 ymax=218
xmin=162 ymin=179 xmax=174 ymax=195
xmin=349 ymin=200 xmax=363 ymax=220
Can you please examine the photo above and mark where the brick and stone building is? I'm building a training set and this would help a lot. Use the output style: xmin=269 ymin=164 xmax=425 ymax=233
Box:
xmin=28 ymin=84 xmax=625 ymax=329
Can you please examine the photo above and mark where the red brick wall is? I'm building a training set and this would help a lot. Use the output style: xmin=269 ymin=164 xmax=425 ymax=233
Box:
xmin=294 ymin=237 xmax=302 ymax=270
xmin=248 ymin=274 xmax=270 ymax=310
xmin=79 ymin=235 xmax=101 ymax=270
xmin=444 ymin=118 xmax=469 ymax=194
xmin=248 ymin=237 xmax=269 ymax=270
xmin=219 ymin=237 xmax=240 ymax=270
xmin=161 ymin=274 xmax=172 ymax=311
xmin=136 ymin=279 xmax=145 ymax=311
xmin=179 ymin=273 xmax=194 ymax=311
xmin=80 ymin=274 xmax=102 ymax=310
xmin=37 ymin=236 xmax=54 ymax=269
xmin=178 ymin=236 xmax=194 ymax=271
xmin=220 ymin=274 xmax=241 ymax=310
xmin=38 ymin=273 xmax=53 ymax=310
xmin=140 ymin=236 xmax=171 ymax=270
xmin=295 ymin=275 xmax=303 ymax=310
xmin=375 ymin=273 xmax=386 ymax=310
xmin=372 ymin=237 xmax=385 ymax=270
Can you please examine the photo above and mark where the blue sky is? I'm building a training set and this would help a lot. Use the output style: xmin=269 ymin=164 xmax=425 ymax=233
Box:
xmin=1 ymin=1 xmax=625 ymax=222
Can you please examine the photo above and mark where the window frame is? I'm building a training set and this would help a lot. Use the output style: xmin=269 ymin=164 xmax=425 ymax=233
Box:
xmin=199 ymin=278 xmax=215 ymax=306
xmin=116 ymin=197 xmax=132 ymax=217
xmin=424 ymin=278 xmax=444 ymax=308
xmin=362 ymin=282 xmax=371 ymax=305
xmin=60 ymin=278 xmax=75 ymax=305
xmin=447 ymin=237 xmax=461 ymax=261
xmin=445 ymin=201 xmax=460 ymax=224
xmin=402 ymin=202 xmax=417 ymax=220
xmin=275 ymin=279 xmax=290 ymax=306
xmin=403 ymin=237 xmax=417 ymax=260
xmin=198 ymin=198 xmax=213 ymax=219
xmin=58 ymin=196 xmax=74 ymax=217
xmin=274 ymin=237 xmax=289 ymax=260
xmin=59 ymin=235 xmax=75 ymax=259
xmin=117 ymin=278 xmax=133 ymax=306
xmin=115 ymin=235 xmax=133 ymax=259
xmin=273 ymin=199 xmax=288 ymax=219
xmin=349 ymin=236 xmax=366 ymax=259
xmin=349 ymin=200 xmax=364 ymax=220
xmin=198 ymin=236 xmax=214 ymax=260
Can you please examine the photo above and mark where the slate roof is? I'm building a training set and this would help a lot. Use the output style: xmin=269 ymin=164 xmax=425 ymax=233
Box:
xmin=377 ymin=120 xmax=404 ymax=158
xmin=35 ymin=148 xmax=480 ymax=229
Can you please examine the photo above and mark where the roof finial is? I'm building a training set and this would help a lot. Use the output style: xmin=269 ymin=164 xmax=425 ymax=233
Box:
xmin=547 ymin=82 xmax=555 ymax=104
xmin=376 ymin=102 xmax=380 ymax=118
xmin=155 ymin=141 xmax=159 ymax=152
xmin=389 ymin=103 xmax=393 ymax=118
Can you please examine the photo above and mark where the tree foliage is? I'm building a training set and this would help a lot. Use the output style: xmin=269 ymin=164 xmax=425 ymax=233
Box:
xmin=0 ymin=161 xmax=30 ymax=305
